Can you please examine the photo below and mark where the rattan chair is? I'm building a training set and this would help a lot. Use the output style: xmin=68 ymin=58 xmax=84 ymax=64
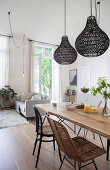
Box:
xmin=48 ymin=117 xmax=106 ymax=170
xmin=32 ymin=107 xmax=55 ymax=168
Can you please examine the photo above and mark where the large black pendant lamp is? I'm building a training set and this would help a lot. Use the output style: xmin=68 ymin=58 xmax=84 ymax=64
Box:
xmin=54 ymin=0 xmax=77 ymax=65
xmin=75 ymin=0 xmax=109 ymax=57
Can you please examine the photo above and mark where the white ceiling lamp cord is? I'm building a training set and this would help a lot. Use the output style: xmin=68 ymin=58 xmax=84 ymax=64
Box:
xmin=8 ymin=12 xmax=25 ymax=48
xmin=95 ymin=0 xmax=97 ymax=20
xmin=90 ymin=0 xmax=93 ymax=16
xmin=64 ymin=0 xmax=66 ymax=36
xmin=97 ymin=1 xmax=101 ymax=25
xmin=94 ymin=0 xmax=101 ymax=25
xmin=8 ymin=12 xmax=25 ymax=76
xmin=22 ymin=39 xmax=25 ymax=76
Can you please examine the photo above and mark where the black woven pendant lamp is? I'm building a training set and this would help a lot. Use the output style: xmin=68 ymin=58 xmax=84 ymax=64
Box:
xmin=54 ymin=0 xmax=77 ymax=65
xmin=75 ymin=0 xmax=109 ymax=57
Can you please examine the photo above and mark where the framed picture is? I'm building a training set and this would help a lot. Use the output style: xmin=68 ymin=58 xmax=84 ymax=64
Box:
xmin=69 ymin=69 xmax=77 ymax=86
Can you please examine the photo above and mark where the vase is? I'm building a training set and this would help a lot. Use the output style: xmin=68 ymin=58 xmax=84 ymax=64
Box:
xmin=102 ymin=99 xmax=109 ymax=116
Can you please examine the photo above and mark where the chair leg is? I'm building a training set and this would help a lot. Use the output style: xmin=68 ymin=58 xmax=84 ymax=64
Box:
xmin=93 ymin=133 xmax=95 ymax=139
xmin=99 ymin=135 xmax=104 ymax=149
xmin=106 ymin=139 xmax=110 ymax=160
xmin=83 ymin=129 xmax=86 ymax=138
xmin=35 ymin=136 xmax=42 ymax=168
xmin=92 ymin=159 xmax=98 ymax=170
xmin=74 ymin=124 xmax=76 ymax=134
xmin=53 ymin=136 xmax=55 ymax=151
xmin=78 ymin=163 xmax=81 ymax=170
xmin=85 ymin=130 xmax=88 ymax=138
xmin=58 ymin=148 xmax=62 ymax=163
xmin=77 ymin=127 xmax=82 ymax=136
xmin=74 ymin=160 xmax=76 ymax=170
xmin=32 ymin=134 xmax=38 ymax=155
xmin=59 ymin=155 xmax=66 ymax=170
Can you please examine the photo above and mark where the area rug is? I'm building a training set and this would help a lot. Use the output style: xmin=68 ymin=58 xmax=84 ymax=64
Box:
xmin=0 ymin=109 xmax=29 ymax=129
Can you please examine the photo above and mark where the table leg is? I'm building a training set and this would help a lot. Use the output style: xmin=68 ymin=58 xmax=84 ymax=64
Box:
xmin=106 ymin=139 xmax=110 ymax=160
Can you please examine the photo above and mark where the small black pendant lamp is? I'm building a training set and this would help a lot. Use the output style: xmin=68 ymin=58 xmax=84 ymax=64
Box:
xmin=54 ymin=0 xmax=77 ymax=65
xmin=75 ymin=0 xmax=109 ymax=57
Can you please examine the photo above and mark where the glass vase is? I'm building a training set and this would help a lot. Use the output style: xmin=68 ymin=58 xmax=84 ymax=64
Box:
xmin=102 ymin=99 xmax=109 ymax=116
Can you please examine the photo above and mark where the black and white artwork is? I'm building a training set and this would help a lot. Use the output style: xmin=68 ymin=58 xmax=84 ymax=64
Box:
xmin=69 ymin=69 xmax=77 ymax=86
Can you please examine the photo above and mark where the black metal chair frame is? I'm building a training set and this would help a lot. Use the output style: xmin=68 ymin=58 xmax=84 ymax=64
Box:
xmin=52 ymin=119 xmax=98 ymax=170
xmin=58 ymin=117 xmax=76 ymax=134
xmin=77 ymin=126 xmax=110 ymax=160
xmin=32 ymin=107 xmax=55 ymax=168
xmin=50 ymin=119 xmax=98 ymax=170
xmin=58 ymin=151 xmax=98 ymax=170
xmin=106 ymin=139 xmax=110 ymax=160
xmin=57 ymin=116 xmax=109 ymax=162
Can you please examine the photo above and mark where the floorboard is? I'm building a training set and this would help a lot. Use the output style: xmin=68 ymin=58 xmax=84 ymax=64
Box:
xmin=0 ymin=118 xmax=110 ymax=170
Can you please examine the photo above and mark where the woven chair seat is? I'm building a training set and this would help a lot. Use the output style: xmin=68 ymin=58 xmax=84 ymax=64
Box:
xmin=72 ymin=137 xmax=106 ymax=163
xmin=42 ymin=125 xmax=53 ymax=135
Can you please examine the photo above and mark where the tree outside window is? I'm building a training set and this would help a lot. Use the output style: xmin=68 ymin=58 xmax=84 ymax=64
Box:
xmin=34 ymin=45 xmax=53 ymax=98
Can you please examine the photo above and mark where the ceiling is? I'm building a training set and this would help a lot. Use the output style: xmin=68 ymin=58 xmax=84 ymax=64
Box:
xmin=0 ymin=0 xmax=110 ymax=44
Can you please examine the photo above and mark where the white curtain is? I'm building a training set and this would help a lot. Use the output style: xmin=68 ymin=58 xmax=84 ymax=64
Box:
xmin=0 ymin=36 xmax=9 ymax=89
xmin=52 ymin=49 xmax=63 ymax=102
xmin=30 ymin=41 xmax=41 ymax=93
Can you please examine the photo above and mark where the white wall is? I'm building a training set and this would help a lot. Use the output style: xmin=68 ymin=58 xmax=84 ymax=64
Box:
xmin=0 ymin=0 xmax=110 ymax=100
xmin=9 ymin=36 xmax=30 ymax=94
xmin=69 ymin=45 xmax=110 ymax=106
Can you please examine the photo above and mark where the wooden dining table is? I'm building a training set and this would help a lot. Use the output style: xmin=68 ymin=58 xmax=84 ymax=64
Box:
xmin=35 ymin=102 xmax=110 ymax=160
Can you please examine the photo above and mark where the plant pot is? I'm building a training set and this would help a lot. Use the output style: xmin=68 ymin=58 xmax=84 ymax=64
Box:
xmin=2 ymin=100 xmax=11 ymax=108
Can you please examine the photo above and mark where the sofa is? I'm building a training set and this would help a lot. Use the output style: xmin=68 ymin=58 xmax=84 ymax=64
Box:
xmin=15 ymin=93 xmax=50 ymax=120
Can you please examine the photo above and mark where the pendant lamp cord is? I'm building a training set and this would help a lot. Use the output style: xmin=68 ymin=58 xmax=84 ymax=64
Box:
xmin=97 ymin=1 xmax=100 ymax=25
xmin=8 ymin=12 xmax=25 ymax=48
xmin=90 ymin=0 xmax=93 ymax=16
xmin=22 ymin=38 xmax=25 ymax=76
xmin=64 ymin=0 xmax=66 ymax=36
xmin=95 ymin=0 xmax=97 ymax=20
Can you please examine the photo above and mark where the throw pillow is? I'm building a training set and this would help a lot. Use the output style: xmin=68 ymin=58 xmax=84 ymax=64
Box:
xmin=31 ymin=95 xmax=41 ymax=100
xmin=16 ymin=94 xmax=22 ymax=101
xmin=40 ymin=94 xmax=47 ymax=99
xmin=21 ymin=93 xmax=34 ymax=102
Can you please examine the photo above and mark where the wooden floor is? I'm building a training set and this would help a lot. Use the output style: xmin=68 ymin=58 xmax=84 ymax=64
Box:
xmin=0 ymin=119 xmax=110 ymax=170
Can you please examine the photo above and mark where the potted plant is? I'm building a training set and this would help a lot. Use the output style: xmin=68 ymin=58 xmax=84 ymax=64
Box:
xmin=91 ymin=77 xmax=110 ymax=116
xmin=0 ymin=85 xmax=17 ymax=109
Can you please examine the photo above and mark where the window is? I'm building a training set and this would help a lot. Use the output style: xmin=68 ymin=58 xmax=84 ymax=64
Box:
xmin=34 ymin=44 xmax=53 ymax=97
xmin=0 ymin=36 xmax=9 ymax=89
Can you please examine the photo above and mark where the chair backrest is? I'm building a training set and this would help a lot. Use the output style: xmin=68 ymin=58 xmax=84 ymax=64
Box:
xmin=48 ymin=117 xmax=80 ymax=161
xmin=34 ymin=107 xmax=43 ymax=134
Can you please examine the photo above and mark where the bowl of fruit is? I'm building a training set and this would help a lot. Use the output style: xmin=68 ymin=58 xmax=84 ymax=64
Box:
xmin=81 ymin=87 xmax=89 ymax=93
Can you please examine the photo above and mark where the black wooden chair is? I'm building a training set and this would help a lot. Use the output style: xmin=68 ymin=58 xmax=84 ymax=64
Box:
xmin=32 ymin=107 xmax=55 ymax=168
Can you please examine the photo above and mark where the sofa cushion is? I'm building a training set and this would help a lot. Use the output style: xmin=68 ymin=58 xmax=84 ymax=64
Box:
xmin=40 ymin=94 xmax=49 ymax=100
xmin=21 ymin=93 xmax=34 ymax=102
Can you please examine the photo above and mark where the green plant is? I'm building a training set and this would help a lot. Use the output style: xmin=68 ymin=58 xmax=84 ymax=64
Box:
xmin=0 ymin=86 xmax=17 ymax=107
xmin=42 ymin=58 xmax=52 ymax=97
xmin=91 ymin=77 xmax=110 ymax=115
